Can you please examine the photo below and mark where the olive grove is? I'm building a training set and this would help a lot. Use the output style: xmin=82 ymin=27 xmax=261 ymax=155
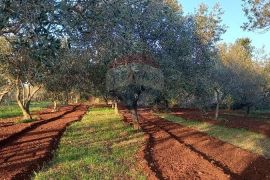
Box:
xmin=0 ymin=0 xmax=269 ymax=124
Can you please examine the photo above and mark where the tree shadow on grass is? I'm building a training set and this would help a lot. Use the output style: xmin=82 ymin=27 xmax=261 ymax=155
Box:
xmin=239 ymin=139 xmax=270 ymax=179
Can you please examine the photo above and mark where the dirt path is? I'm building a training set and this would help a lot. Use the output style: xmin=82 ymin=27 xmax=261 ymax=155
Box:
xmin=171 ymin=109 xmax=270 ymax=137
xmin=0 ymin=105 xmax=88 ymax=180
xmin=0 ymin=105 xmax=75 ymax=144
xmin=123 ymin=109 xmax=270 ymax=179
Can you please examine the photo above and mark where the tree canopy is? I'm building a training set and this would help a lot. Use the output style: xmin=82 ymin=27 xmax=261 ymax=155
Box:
xmin=243 ymin=0 xmax=270 ymax=31
xmin=0 ymin=0 xmax=269 ymax=123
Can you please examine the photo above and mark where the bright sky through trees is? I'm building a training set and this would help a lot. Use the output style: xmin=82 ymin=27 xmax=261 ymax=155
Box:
xmin=179 ymin=0 xmax=270 ymax=54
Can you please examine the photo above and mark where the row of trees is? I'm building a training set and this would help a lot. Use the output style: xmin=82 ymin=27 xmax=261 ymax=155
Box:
xmin=0 ymin=0 xmax=269 ymax=124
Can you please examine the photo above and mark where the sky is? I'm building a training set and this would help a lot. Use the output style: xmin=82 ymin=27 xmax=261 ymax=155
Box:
xmin=178 ymin=0 xmax=270 ymax=54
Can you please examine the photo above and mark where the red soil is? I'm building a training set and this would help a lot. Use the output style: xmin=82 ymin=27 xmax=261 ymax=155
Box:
xmin=171 ymin=109 xmax=270 ymax=137
xmin=0 ymin=106 xmax=75 ymax=144
xmin=122 ymin=109 xmax=270 ymax=179
xmin=0 ymin=105 xmax=88 ymax=180
xmin=2 ymin=106 xmax=270 ymax=179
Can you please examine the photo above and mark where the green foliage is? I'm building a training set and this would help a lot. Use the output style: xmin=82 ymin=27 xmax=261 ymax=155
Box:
xmin=0 ymin=1 xmax=65 ymax=117
xmin=160 ymin=2 xmax=227 ymax=108
xmin=242 ymin=0 xmax=270 ymax=31
xmin=107 ymin=63 xmax=164 ymax=92
xmin=34 ymin=108 xmax=145 ymax=180
xmin=0 ymin=36 xmax=12 ymax=93
xmin=164 ymin=0 xmax=182 ymax=12
xmin=216 ymin=38 xmax=266 ymax=111
xmin=1 ymin=0 xmax=269 ymax=114
xmin=195 ymin=3 xmax=227 ymax=46
xmin=0 ymin=36 xmax=11 ymax=55
xmin=106 ymin=58 xmax=164 ymax=108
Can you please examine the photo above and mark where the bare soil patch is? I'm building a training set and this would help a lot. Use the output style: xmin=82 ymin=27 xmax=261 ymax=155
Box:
xmin=0 ymin=105 xmax=75 ymax=145
xmin=122 ymin=109 xmax=270 ymax=179
xmin=0 ymin=104 xmax=88 ymax=180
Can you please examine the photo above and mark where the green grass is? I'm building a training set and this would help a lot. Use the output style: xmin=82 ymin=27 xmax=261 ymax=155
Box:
xmin=34 ymin=108 xmax=146 ymax=180
xmin=0 ymin=101 xmax=50 ymax=119
xmin=160 ymin=114 xmax=270 ymax=159
xmin=16 ymin=118 xmax=36 ymax=123
xmin=221 ymin=110 xmax=270 ymax=121
xmin=249 ymin=110 xmax=270 ymax=120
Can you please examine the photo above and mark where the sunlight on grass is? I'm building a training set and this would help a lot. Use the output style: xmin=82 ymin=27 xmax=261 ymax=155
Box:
xmin=0 ymin=102 xmax=50 ymax=119
xmin=34 ymin=108 xmax=146 ymax=180
xmin=160 ymin=114 xmax=270 ymax=159
xmin=16 ymin=118 xmax=36 ymax=123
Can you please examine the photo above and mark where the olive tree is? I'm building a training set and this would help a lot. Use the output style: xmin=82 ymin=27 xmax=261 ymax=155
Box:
xmin=242 ymin=0 xmax=270 ymax=31
xmin=217 ymin=39 xmax=266 ymax=115
xmin=0 ymin=36 xmax=13 ymax=103
xmin=0 ymin=1 xmax=63 ymax=119
xmin=106 ymin=54 xmax=164 ymax=128
xmin=163 ymin=2 xmax=227 ymax=110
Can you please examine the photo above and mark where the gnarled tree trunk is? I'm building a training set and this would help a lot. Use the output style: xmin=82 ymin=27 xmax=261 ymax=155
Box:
xmin=16 ymin=82 xmax=31 ymax=120
xmin=15 ymin=78 xmax=41 ymax=120
xmin=0 ymin=90 xmax=10 ymax=103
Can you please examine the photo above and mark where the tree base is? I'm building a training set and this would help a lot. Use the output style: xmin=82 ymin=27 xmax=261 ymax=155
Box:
xmin=132 ymin=121 xmax=141 ymax=130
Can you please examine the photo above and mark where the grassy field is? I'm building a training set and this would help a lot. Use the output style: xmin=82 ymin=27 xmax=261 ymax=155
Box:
xmin=34 ymin=108 xmax=146 ymax=180
xmin=160 ymin=114 xmax=270 ymax=159
xmin=220 ymin=110 xmax=270 ymax=121
xmin=0 ymin=101 xmax=50 ymax=119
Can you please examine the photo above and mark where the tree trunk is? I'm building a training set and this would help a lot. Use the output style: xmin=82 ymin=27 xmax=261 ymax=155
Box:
xmin=215 ymin=90 xmax=220 ymax=120
xmin=25 ymin=100 xmax=31 ymax=114
xmin=75 ymin=94 xmax=80 ymax=104
xmin=130 ymin=100 xmax=140 ymax=129
xmin=0 ymin=84 xmax=13 ymax=103
xmin=215 ymin=101 xmax=220 ymax=120
xmin=64 ymin=91 xmax=69 ymax=105
xmin=0 ymin=94 xmax=5 ymax=103
xmin=15 ymin=78 xmax=41 ymax=120
xmin=53 ymin=100 xmax=58 ymax=112
xmin=0 ymin=91 xmax=9 ymax=103
xmin=103 ymin=95 xmax=109 ymax=105
xmin=114 ymin=102 xmax=119 ymax=114
xmin=16 ymin=82 xmax=31 ymax=120
xmin=164 ymin=99 xmax=169 ymax=112
xmin=246 ymin=106 xmax=251 ymax=115
xmin=131 ymin=107 xmax=140 ymax=130
xmin=22 ymin=84 xmax=25 ymax=106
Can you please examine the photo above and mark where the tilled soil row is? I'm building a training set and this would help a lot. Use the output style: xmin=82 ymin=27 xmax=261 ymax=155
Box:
xmin=124 ymin=109 xmax=270 ymax=179
xmin=0 ymin=105 xmax=88 ymax=180
xmin=171 ymin=109 xmax=270 ymax=137
xmin=139 ymin=111 xmax=230 ymax=180
xmin=0 ymin=105 xmax=76 ymax=147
